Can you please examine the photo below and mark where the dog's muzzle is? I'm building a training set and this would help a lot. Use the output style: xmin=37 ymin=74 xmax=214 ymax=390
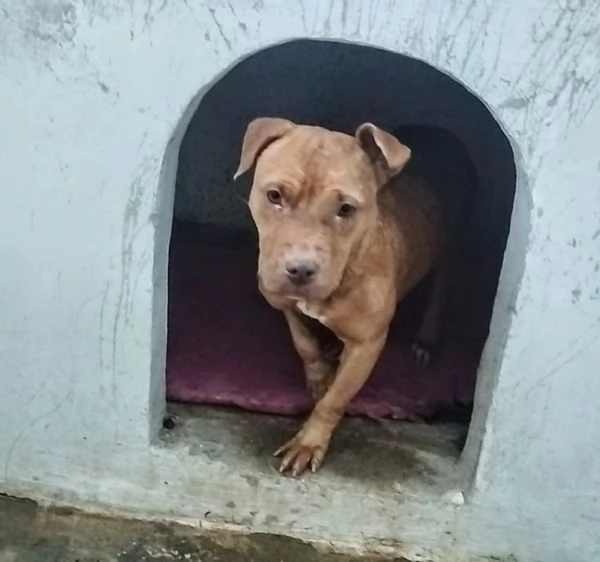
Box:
xmin=284 ymin=258 xmax=320 ymax=287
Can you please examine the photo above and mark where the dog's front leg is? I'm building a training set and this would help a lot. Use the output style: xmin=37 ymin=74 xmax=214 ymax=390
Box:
xmin=283 ymin=309 xmax=335 ymax=402
xmin=275 ymin=330 xmax=387 ymax=476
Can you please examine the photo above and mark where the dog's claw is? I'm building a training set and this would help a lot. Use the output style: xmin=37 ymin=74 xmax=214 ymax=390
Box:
xmin=274 ymin=438 xmax=293 ymax=459
xmin=274 ymin=432 xmax=327 ymax=477
xmin=411 ymin=342 xmax=432 ymax=368
xmin=279 ymin=456 xmax=292 ymax=474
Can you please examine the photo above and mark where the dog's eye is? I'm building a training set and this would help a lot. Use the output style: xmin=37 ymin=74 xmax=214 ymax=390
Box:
xmin=266 ymin=189 xmax=282 ymax=205
xmin=337 ymin=203 xmax=356 ymax=219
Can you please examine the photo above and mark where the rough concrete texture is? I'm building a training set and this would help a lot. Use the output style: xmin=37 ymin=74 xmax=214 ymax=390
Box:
xmin=0 ymin=494 xmax=404 ymax=562
xmin=161 ymin=405 xmax=467 ymax=493
xmin=1 ymin=1 xmax=600 ymax=561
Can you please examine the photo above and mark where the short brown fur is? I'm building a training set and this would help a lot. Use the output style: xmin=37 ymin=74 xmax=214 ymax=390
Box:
xmin=236 ymin=118 xmax=447 ymax=476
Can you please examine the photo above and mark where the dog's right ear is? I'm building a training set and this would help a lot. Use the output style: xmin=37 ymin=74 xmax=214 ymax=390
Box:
xmin=234 ymin=117 xmax=295 ymax=180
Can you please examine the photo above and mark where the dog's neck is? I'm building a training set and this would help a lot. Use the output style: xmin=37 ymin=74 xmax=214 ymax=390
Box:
xmin=333 ymin=213 xmax=384 ymax=299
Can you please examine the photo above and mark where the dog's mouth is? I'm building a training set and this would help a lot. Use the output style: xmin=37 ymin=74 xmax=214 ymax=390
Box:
xmin=286 ymin=289 xmax=320 ymax=303
xmin=278 ymin=284 xmax=320 ymax=300
xmin=258 ymin=272 xmax=334 ymax=301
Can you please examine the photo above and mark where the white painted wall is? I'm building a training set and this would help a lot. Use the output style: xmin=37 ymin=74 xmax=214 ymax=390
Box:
xmin=1 ymin=1 xmax=599 ymax=561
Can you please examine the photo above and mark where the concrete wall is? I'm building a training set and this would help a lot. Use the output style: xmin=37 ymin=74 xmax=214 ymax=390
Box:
xmin=1 ymin=1 xmax=599 ymax=561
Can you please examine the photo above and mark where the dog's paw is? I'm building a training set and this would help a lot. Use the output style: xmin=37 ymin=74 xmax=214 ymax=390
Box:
xmin=411 ymin=341 xmax=434 ymax=368
xmin=274 ymin=430 xmax=329 ymax=477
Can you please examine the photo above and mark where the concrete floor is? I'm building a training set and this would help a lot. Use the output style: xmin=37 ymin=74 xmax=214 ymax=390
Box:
xmin=0 ymin=494 xmax=405 ymax=561
xmin=162 ymin=404 xmax=468 ymax=491
xmin=0 ymin=406 xmax=470 ymax=561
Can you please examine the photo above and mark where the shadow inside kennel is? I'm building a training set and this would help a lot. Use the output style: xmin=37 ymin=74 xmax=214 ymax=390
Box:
xmin=165 ymin=40 xmax=515 ymax=437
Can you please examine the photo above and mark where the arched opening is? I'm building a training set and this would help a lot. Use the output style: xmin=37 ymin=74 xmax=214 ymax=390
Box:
xmin=164 ymin=39 xmax=515 ymax=468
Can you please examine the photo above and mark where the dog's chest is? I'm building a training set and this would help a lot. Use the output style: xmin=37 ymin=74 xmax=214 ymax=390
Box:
xmin=295 ymin=299 xmax=328 ymax=326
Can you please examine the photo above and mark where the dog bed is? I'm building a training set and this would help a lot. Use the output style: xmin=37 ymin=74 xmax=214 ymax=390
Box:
xmin=166 ymin=221 xmax=481 ymax=421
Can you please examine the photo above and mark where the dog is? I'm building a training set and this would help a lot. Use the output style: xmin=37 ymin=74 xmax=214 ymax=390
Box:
xmin=234 ymin=118 xmax=466 ymax=477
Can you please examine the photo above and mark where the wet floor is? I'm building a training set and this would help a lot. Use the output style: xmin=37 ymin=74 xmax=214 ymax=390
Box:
xmin=0 ymin=494 xmax=405 ymax=562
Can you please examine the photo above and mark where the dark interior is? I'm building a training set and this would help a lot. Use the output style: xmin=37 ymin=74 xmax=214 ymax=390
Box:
xmin=166 ymin=40 xmax=516 ymax=424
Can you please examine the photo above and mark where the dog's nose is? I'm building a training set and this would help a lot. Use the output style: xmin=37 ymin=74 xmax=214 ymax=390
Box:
xmin=285 ymin=260 xmax=318 ymax=286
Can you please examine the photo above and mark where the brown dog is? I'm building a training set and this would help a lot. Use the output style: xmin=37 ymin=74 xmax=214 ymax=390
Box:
xmin=235 ymin=118 xmax=451 ymax=477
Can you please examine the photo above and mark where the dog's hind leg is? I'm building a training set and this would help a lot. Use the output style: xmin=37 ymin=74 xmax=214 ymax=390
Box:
xmin=412 ymin=262 xmax=448 ymax=367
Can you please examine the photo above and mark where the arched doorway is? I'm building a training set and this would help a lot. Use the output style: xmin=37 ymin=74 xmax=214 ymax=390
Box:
xmin=165 ymin=39 xmax=516 ymax=464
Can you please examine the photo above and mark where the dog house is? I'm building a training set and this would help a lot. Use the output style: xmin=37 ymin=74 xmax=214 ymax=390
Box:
xmin=1 ymin=2 xmax=599 ymax=561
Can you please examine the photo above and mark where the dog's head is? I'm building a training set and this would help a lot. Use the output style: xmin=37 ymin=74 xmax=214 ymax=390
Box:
xmin=235 ymin=118 xmax=411 ymax=301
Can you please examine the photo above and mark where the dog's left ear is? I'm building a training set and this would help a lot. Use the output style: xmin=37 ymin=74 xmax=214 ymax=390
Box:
xmin=355 ymin=123 xmax=411 ymax=180
xmin=234 ymin=117 xmax=296 ymax=180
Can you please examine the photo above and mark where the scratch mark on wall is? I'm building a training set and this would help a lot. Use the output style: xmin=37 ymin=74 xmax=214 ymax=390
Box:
xmin=340 ymin=0 xmax=349 ymax=31
xmin=524 ymin=319 xmax=600 ymax=401
xmin=22 ymin=379 xmax=48 ymax=409
xmin=99 ymin=281 xmax=110 ymax=378
xmin=110 ymin=155 xmax=157 ymax=427
xmin=207 ymin=6 xmax=232 ymax=51
xmin=3 ymin=388 xmax=73 ymax=481
xmin=298 ymin=0 xmax=308 ymax=33
xmin=128 ymin=247 xmax=152 ymax=321
xmin=182 ymin=0 xmax=211 ymax=51
xmin=224 ymin=0 xmax=247 ymax=33
xmin=500 ymin=97 xmax=531 ymax=110
xmin=322 ymin=0 xmax=334 ymax=33
xmin=141 ymin=0 xmax=169 ymax=31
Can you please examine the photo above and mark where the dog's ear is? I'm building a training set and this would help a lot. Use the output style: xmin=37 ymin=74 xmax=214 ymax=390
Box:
xmin=234 ymin=117 xmax=295 ymax=179
xmin=355 ymin=123 xmax=411 ymax=179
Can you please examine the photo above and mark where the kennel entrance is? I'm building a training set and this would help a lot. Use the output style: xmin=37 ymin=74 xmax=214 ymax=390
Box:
xmin=165 ymin=40 xmax=515 ymax=452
